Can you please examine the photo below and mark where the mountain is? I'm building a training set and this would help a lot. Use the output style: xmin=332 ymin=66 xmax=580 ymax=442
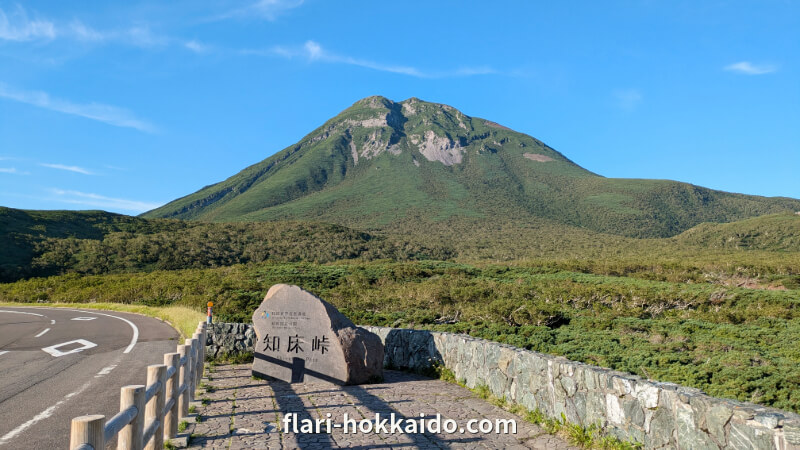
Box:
xmin=143 ymin=96 xmax=800 ymax=238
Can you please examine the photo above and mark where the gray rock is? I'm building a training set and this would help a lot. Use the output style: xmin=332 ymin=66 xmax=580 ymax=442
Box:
xmin=676 ymin=403 xmax=717 ymax=450
xmin=728 ymin=421 xmax=775 ymax=449
xmin=754 ymin=412 xmax=783 ymax=429
xmin=251 ymin=284 xmax=383 ymax=385
xmin=705 ymin=404 xmax=732 ymax=445
xmin=561 ymin=375 xmax=577 ymax=397
xmin=584 ymin=392 xmax=607 ymax=427
xmin=646 ymin=407 xmax=674 ymax=448
xmin=623 ymin=398 xmax=645 ymax=428
xmin=784 ymin=421 xmax=800 ymax=445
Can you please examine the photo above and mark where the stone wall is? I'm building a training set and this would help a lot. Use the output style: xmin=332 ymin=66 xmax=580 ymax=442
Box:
xmin=362 ymin=326 xmax=800 ymax=450
xmin=205 ymin=322 xmax=255 ymax=359
xmin=208 ymin=323 xmax=800 ymax=449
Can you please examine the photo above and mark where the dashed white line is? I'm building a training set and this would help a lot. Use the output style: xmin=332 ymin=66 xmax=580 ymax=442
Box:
xmin=50 ymin=319 xmax=55 ymax=325
xmin=0 ymin=351 xmax=8 ymax=357
xmin=0 ymin=310 xmax=44 ymax=317
xmin=0 ymin=380 xmax=93 ymax=446
xmin=95 ymin=364 xmax=117 ymax=378
xmin=34 ymin=328 xmax=50 ymax=338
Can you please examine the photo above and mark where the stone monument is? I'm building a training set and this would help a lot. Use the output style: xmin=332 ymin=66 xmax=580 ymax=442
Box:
xmin=252 ymin=284 xmax=384 ymax=385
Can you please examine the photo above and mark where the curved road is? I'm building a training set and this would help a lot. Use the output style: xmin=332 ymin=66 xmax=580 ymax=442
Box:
xmin=0 ymin=307 xmax=180 ymax=449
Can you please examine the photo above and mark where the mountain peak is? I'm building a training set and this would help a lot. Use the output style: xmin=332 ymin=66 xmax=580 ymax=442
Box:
xmin=142 ymin=97 xmax=800 ymax=237
xmin=352 ymin=95 xmax=395 ymax=109
xmin=335 ymin=95 xmax=524 ymax=166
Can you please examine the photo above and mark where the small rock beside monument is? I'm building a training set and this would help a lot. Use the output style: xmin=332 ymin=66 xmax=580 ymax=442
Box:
xmin=252 ymin=284 xmax=383 ymax=385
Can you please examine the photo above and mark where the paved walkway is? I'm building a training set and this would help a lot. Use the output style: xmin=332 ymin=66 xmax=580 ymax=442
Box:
xmin=186 ymin=364 xmax=576 ymax=449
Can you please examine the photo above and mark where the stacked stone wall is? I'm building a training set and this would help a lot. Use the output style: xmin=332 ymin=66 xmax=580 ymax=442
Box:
xmin=205 ymin=322 xmax=255 ymax=359
xmin=208 ymin=322 xmax=800 ymax=449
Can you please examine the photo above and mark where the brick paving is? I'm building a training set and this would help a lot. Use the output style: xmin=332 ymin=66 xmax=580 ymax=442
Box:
xmin=186 ymin=364 xmax=577 ymax=449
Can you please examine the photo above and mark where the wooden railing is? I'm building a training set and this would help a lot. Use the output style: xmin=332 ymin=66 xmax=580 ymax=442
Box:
xmin=69 ymin=321 xmax=207 ymax=450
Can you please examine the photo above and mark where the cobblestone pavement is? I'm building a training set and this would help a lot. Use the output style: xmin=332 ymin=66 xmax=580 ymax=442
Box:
xmin=187 ymin=364 xmax=577 ymax=449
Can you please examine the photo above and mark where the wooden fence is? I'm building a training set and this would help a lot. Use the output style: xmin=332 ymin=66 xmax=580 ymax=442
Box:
xmin=69 ymin=321 xmax=207 ymax=450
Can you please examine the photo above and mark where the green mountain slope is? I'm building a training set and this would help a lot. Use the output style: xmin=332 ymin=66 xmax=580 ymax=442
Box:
xmin=141 ymin=95 xmax=799 ymax=237
xmin=0 ymin=207 xmax=450 ymax=282
xmin=674 ymin=213 xmax=800 ymax=251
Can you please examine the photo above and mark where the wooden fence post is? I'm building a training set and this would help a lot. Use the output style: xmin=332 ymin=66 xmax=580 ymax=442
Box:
xmin=193 ymin=331 xmax=203 ymax=390
xmin=201 ymin=323 xmax=207 ymax=377
xmin=185 ymin=338 xmax=196 ymax=402
xmin=144 ymin=364 xmax=166 ymax=450
xmin=70 ymin=414 xmax=105 ymax=450
xmin=163 ymin=352 xmax=179 ymax=440
xmin=177 ymin=344 xmax=190 ymax=419
xmin=118 ymin=385 xmax=145 ymax=450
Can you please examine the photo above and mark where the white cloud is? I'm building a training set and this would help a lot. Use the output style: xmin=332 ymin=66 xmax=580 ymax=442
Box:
xmin=50 ymin=189 xmax=162 ymax=213
xmin=304 ymin=40 xmax=322 ymax=61
xmin=262 ymin=40 xmax=496 ymax=79
xmin=0 ymin=6 xmax=56 ymax=41
xmin=251 ymin=0 xmax=305 ymax=20
xmin=724 ymin=61 xmax=777 ymax=75
xmin=185 ymin=40 xmax=207 ymax=53
xmin=40 ymin=163 xmax=94 ymax=175
xmin=0 ymin=167 xmax=28 ymax=175
xmin=0 ymin=5 xmax=187 ymax=51
xmin=218 ymin=0 xmax=305 ymax=21
xmin=0 ymin=82 xmax=157 ymax=133
xmin=125 ymin=26 xmax=168 ymax=47
xmin=613 ymin=88 xmax=643 ymax=111
xmin=68 ymin=20 xmax=105 ymax=42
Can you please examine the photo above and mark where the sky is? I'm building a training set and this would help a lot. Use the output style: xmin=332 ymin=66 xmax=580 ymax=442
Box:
xmin=0 ymin=0 xmax=798 ymax=214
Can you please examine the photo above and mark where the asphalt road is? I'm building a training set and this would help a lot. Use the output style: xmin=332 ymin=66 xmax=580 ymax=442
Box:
xmin=0 ymin=307 xmax=181 ymax=449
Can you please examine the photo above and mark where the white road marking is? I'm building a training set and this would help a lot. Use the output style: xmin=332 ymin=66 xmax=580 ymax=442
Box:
xmin=50 ymin=319 xmax=55 ymax=325
xmin=72 ymin=310 xmax=139 ymax=353
xmin=41 ymin=339 xmax=97 ymax=357
xmin=34 ymin=328 xmax=50 ymax=338
xmin=70 ymin=317 xmax=96 ymax=321
xmin=0 ymin=310 xmax=44 ymax=317
xmin=95 ymin=364 xmax=117 ymax=378
xmin=0 ymin=380 xmax=92 ymax=446
xmin=0 ymin=351 xmax=8 ymax=357
xmin=15 ymin=307 xmax=139 ymax=353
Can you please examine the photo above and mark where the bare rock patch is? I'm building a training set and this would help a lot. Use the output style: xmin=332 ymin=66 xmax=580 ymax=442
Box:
xmin=524 ymin=153 xmax=554 ymax=162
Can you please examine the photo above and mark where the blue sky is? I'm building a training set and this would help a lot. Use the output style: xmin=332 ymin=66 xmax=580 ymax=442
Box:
xmin=0 ymin=0 xmax=798 ymax=214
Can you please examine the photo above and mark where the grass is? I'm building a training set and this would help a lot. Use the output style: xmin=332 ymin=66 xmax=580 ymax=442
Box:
xmin=211 ymin=351 xmax=254 ymax=364
xmin=0 ymin=301 xmax=205 ymax=339
xmin=178 ymin=420 xmax=188 ymax=433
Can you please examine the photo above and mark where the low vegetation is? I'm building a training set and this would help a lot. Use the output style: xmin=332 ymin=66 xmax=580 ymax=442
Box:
xmin=3 ymin=207 xmax=800 ymax=414
xmin=3 ymin=257 xmax=799 ymax=413
xmin=0 ymin=207 xmax=448 ymax=282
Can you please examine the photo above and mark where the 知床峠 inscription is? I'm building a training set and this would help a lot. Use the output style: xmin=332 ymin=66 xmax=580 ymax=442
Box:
xmin=252 ymin=284 xmax=383 ymax=385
